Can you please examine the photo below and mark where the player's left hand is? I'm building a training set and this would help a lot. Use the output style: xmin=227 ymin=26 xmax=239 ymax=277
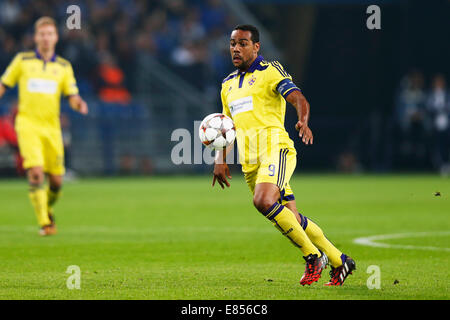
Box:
xmin=295 ymin=121 xmax=313 ymax=145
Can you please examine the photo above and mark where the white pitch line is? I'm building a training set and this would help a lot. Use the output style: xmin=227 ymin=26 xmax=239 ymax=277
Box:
xmin=353 ymin=231 xmax=450 ymax=252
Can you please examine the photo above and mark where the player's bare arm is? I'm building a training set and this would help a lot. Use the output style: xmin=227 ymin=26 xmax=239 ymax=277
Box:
xmin=212 ymin=145 xmax=233 ymax=189
xmin=68 ymin=94 xmax=89 ymax=115
xmin=0 ymin=83 xmax=6 ymax=99
xmin=286 ymin=90 xmax=313 ymax=145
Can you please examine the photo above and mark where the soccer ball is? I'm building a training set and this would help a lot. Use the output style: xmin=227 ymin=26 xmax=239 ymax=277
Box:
xmin=199 ymin=113 xmax=236 ymax=150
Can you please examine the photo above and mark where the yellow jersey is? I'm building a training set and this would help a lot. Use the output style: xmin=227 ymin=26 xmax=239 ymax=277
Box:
xmin=221 ymin=55 xmax=301 ymax=166
xmin=1 ymin=50 xmax=79 ymax=130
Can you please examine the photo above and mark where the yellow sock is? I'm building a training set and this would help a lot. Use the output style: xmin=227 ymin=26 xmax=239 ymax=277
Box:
xmin=47 ymin=186 xmax=61 ymax=210
xmin=264 ymin=203 xmax=320 ymax=257
xmin=29 ymin=185 xmax=50 ymax=227
xmin=298 ymin=213 xmax=343 ymax=267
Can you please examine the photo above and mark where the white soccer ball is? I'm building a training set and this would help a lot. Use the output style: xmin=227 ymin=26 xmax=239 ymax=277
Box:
xmin=199 ymin=113 xmax=236 ymax=150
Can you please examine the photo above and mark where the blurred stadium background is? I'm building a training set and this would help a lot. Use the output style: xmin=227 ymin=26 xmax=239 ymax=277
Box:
xmin=0 ymin=0 xmax=449 ymax=177
xmin=0 ymin=0 xmax=449 ymax=301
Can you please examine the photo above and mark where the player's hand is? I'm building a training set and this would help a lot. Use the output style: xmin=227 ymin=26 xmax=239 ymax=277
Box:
xmin=77 ymin=99 xmax=88 ymax=115
xmin=295 ymin=120 xmax=313 ymax=145
xmin=212 ymin=163 xmax=232 ymax=189
xmin=69 ymin=95 xmax=88 ymax=115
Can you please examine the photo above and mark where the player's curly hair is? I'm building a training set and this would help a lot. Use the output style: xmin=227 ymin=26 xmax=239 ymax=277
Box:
xmin=233 ymin=24 xmax=260 ymax=43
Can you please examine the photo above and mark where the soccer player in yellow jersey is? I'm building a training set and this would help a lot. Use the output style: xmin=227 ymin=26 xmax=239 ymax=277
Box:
xmin=0 ymin=17 xmax=88 ymax=236
xmin=213 ymin=25 xmax=355 ymax=286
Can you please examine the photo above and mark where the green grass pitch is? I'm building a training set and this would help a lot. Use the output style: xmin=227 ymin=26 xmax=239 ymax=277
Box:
xmin=0 ymin=174 xmax=448 ymax=299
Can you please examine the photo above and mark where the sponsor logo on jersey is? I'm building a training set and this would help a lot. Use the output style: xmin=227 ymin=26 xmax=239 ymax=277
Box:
xmin=27 ymin=78 xmax=57 ymax=94
xmin=229 ymin=96 xmax=253 ymax=116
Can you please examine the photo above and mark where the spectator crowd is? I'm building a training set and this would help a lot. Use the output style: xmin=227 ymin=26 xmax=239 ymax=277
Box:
xmin=0 ymin=0 xmax=235 ymax=99
xmin=394 ymin=71 xmax=450 ymax=175
xmin=0 ymin=1 xmax=448 ymax=175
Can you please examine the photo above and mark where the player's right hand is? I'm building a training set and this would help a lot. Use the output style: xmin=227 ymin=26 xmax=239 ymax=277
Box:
xmin=212 ymin=163 xmax=231 ymax=189
xmin=69 ymin=95 xmax=89 ymax=115
xmin=78 ymin=99 xmax=89 ymax=115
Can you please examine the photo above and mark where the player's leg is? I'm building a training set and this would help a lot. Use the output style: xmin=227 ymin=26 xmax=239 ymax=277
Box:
xmin=256 ymin=147 xmax=329 ymax=285
xmin=27 ymin=166 xmax=52 ymax=229
xmin=284 ymin=199 xmax=343 ymax=267
xmin=254 ymin=148 xmax=320 ymax=255
xmin=284 ymin=199 xmax=356 ymax=285
xmin=44 ymin=129 xmax=66 ymax=225
xmin=47 ymin=174 xmax=63 ymax=223
xmin=244 ymin=165 xmax=318 ymax=255
xmin=16 ymin=128 xmax=53 ymax=232
xmin=253 ymin=182 xmax=321 ymax=257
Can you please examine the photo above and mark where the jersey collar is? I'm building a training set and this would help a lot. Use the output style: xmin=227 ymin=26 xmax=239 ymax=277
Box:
xmin=35 ymin=49 xmax=57 ymax=62
xmin=246 ymin=55 xmax=264 ymax=73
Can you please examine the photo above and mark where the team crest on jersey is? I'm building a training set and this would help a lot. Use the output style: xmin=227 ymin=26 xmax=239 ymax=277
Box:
xmin=248 ymin=75 xmax=256 ymax=86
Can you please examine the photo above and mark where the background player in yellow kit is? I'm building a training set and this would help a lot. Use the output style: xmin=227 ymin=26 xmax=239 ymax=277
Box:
xmin=0 ymin=17 xmax=88 ymax=236
xmin=213 ymin=25 xmax=356 ymax=286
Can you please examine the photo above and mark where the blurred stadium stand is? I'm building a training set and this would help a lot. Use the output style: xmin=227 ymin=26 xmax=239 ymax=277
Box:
xmin=0 ymin=0 xmax=448 ymax=176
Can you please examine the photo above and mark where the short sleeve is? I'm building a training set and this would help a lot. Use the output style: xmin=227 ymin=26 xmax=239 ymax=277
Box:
xmin=1 ymin=54 xmax=22 ymax=88
xmin=266 ymin=61 xmax=301 ymax=99
xmin=62 ymin=63 xmax=79 ymax=97
xmin=221 ymin=85 xmax=231 ymax=117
